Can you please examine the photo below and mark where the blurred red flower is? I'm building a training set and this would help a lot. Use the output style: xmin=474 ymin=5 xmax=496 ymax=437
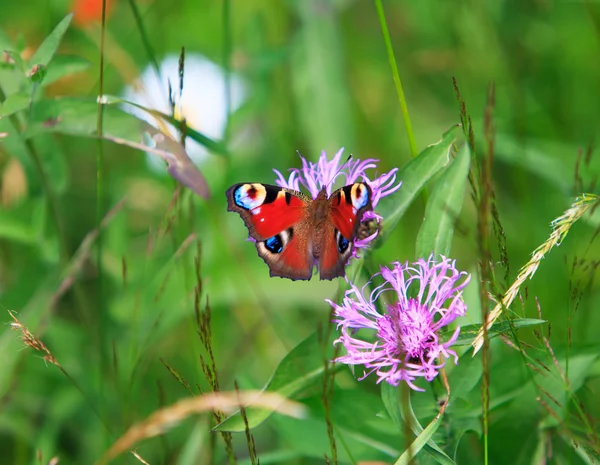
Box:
xmin=72 ymin=0 xmax=114 ymax=26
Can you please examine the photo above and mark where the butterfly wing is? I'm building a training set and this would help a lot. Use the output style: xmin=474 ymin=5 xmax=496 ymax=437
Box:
xmin=318 ymin=183 xmax=373 ymax=280
xmin=226 ymin=183 xmax=314 ymax=280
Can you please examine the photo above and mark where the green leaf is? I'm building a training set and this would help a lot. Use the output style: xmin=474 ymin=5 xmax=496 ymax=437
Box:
xmin=273 ymin=414 xmax=398 ymax=462
xmin=377 ymin=125 xmax=459 ymax=243
xmin=24 ymin=97 xmax=141 ymax=140
xmin=28 ymin=64 xmax=47 ymax=83
xmin=0 ymin=29 xmax=13 ymax=51
xmin=416 ymin=144 xmax=470 ymax=258
xmin=0 ymin=50 xmax=27 ymax=73
xmin=0 ymin=93 xmax=30 ymax=118
xmin=42 ymin=55 xmax=90 ymax=87
xmin=0 ymin=209 xmax=38 ymax=244
xmin=381 ymin=382 xmax=403 ymax=433
xmin=35 ymin=133 xmax=70 ymax=194
xmin=267 ymin=388 xmax=401 ymax=462
xmin=101 ymin=95 xmax=229 ymax=156
xmin=23 ymin=97 xmax=210 ymax=198
xmin=395 ymin=413 xmax=450 ymax=465
xmin=448 ymin=348 xmax=482 ymax=402
xmin=29 ymin=13 xmax=74 ymax=67
xmin=382 ymin=383 xmax=455 ymax=464
xmin=451 ymin=318 xmax=546 ymax=347
xmin=214 ymin=330 xmax=336 ymax=432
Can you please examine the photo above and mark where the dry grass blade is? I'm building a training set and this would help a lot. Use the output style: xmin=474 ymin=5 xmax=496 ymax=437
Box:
xmin=130 ymin=450 xmax=150 ymax=464
xmin=51 ymin=199 xmax=125 ymax=308
xmin=473 ymin=193 xmax=600 ymax=354
xmin=97 ymin=390 xmax=306 ymax=464
xmin=8 ymin=310 xmax=60 ymax=367
xmin=102 ymin=121 xmax=210 ymax=199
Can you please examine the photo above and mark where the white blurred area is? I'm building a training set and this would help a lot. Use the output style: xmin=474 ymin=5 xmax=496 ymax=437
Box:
xmin=121 ymin=53 xmax=246 ymax=172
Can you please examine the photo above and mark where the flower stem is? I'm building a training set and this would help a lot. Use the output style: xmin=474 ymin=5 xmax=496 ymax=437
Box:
xmin=374 ymin=0 xmax=418 ymax=159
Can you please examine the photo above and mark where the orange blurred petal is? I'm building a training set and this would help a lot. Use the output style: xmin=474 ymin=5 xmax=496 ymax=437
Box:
xmin=72 ymin=0 xmax=114 ymax=26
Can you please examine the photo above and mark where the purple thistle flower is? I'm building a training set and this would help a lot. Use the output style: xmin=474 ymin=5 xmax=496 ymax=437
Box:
xmin=273 ymin=148 xmax=402 ymax=252
xmin=328 ymin=255 xmax=471 ymax=391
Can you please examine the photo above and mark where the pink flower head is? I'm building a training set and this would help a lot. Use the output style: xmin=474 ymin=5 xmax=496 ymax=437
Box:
xmin=273 ymin=148 xmax=401 ymax=252
xmin=328 ymin=255 xmax=471 ymax=391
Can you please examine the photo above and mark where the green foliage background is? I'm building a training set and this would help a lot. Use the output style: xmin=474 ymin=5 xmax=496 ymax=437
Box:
xmin=1 ymin=1 xmax=600 ymax=464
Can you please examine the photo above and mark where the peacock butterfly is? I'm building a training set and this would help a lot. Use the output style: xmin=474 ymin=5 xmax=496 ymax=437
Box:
xmin=226 ymin=182 xmax=373 ymax=280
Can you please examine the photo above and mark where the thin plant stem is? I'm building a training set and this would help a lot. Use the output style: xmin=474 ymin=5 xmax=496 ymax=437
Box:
xmin=127 ymin=0 xmax=161 ymax=80
xmin=374 ymin=0 xmax=418 ymax=159
xmin=401 ymin=383 xmax=413 ymax=463
xmin=96 ymin=0 xmax=108 ymax=407
xmin=222 ymin=0 xmax=232 ymax=143
xmin=0 ymin=86 xmax=69 ymax=265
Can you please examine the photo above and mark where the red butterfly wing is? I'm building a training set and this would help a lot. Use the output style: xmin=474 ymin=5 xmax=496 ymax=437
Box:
xmin=318 ymin=183 xmax=373 ymax=280
xmin=257 ymin=228 xmax=313 ymax=280
xmin=226 ymin=183 xmax=307 ymax=239
xmin=226 ymin=183 xmax=314 ymax=280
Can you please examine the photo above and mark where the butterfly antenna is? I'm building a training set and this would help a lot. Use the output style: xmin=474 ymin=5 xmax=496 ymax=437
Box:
xmin=324 ymin=154 xmax=353 ymax=192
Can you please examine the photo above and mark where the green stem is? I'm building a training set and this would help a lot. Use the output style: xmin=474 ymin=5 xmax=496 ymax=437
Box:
xmin=222 ymin=0 xmax=232 ymax=143
xmin=96 ymin=0 xmax=108 ymax=406
xmin=127 ymin=0 xmax=162 ymax=80
xmin=0 ymin=87 xmax=69 ymax=264
xmin=374 ymin=0 xmax=418 ymax=159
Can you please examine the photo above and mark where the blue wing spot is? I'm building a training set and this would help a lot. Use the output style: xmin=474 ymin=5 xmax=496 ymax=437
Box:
xmin=337 ymin=233 xmax=349 ymax=254
xmin=353 ymin=184 xmax=369 ymax=209
xmin=235 ymin=185 xmax=263 ymax=210
xmin=265 ymin=235 xmax=283 ymax=254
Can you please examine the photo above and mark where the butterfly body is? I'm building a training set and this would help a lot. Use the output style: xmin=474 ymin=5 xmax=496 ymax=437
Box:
xmin=226 ymin=182 xmax=372 ymax=280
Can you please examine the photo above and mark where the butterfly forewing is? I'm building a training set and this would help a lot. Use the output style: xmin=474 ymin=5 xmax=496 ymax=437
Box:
xmin=226 ymin=183 xmax=308 ymax=239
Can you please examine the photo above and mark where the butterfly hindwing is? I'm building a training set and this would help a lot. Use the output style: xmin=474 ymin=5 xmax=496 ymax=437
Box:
xmin=226 ymin=183 xmax=313 ymax=280
xmin=256 ymin=228 xmax=313 ymax=280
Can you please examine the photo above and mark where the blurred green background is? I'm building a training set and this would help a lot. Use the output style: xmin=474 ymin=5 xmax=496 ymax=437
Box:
xmin=1 ymin=0 xmax=600 ymax=463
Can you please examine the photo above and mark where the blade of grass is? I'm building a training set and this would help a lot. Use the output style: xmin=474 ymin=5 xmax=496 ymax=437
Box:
xmin=96 ymin=0 xmax=108 ymax=434
xmin=374 ymin=0 xmax=417 ymax=159
xmin=222 ymin=0 xmax=232 ymax=143
xmin=126 ymin=0 xmax=161 ymax=79
xmin=29 ymin=13 xmax=73 ymax=67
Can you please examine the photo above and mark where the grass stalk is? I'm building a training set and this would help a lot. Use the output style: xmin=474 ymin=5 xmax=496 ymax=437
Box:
xmin=472 ymin=193 xmax=600 ymax=353
xmin=374 ymin=0 xmax=418 ymax=159
xmin=0 ymin=87 xmax=68 ymax=265
xmin=126 ymin=0 xmax=161 ymax=79
xmin=96 ymin=0 xmax=108 ymax=421
xmin=222 ymin=0 xmax=232 ymax=143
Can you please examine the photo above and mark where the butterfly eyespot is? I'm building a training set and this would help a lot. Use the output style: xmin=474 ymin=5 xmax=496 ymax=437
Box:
xmin=234 ymin=183 xmax=267 ymax=211
xmin=265 ymin=235 xmax=284 ymax=254
xmin=351 ymin=183 xmax=369 ymax=209
xmin=336 ymin=230 xmax=350 ymax=254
